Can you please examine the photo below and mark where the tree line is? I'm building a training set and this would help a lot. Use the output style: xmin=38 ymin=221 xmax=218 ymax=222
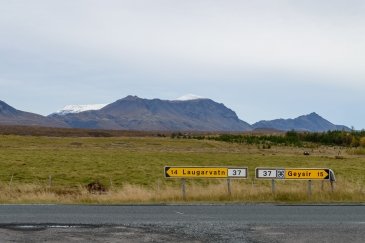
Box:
xmin=172 ymin=130 xmax=365 ymax=148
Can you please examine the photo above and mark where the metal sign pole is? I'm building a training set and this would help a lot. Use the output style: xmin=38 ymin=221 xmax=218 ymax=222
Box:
xmin=181 ymin=179 xmax=186 ymax=200
xmin=271 ymin=179 xmax=276 ymax=194
xmin=307 ymin=180 xmax=312 ymax=198
xmin=330 ymin=181 xmax=335 ymax=192
xmin=329 ymin=169 xmax=336 ymax=192
xmin=227 ymin=179 xmax=232 ymax=197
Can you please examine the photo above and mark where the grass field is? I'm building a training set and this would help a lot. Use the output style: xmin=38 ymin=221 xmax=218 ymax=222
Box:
xmin=0 ymin=135 xmax=364 ymax=203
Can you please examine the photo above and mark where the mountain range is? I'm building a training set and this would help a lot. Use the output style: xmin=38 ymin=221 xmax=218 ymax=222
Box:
xmin=0 ymin=96 xmax=350 ymax=132
xmin=252 ymin=112 xmax=349 ymax=132
xmin=0 ymin=100 xmax=67 ymax=128
xmin=50 ymin=96 xmax=252 ymax=131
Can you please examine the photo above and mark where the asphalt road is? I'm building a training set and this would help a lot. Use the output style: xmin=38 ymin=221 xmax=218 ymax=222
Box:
xmin=0 ymin=204 xmax=364 ymax=242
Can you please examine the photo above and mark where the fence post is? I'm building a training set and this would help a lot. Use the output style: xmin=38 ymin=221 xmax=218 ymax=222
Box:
xmin=157 ymin=179 xmax=161 ymax=193
xmin=9 ymin=174 xmax=14 ymax=187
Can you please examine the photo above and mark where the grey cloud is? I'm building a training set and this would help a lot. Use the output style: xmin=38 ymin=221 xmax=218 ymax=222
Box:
xmin=0 ymin=1 xmax=364 ymax=128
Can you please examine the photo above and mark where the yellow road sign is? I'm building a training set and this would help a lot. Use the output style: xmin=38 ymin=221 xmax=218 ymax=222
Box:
xmin=285 ymin=169 xmax=329 ymax=180
xmin=164 ymin=166 xmax=247 ymax=179
xmin=256 ymin=168 xmax=330 ymax=180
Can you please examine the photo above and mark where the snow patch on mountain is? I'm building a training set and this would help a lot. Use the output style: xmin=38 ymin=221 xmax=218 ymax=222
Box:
xmin=175 ymin=94 xmax=204 ymax=101
xmin=55 ymin=104 xmax=107 ymax=115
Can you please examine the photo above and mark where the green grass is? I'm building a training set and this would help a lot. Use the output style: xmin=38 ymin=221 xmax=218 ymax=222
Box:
xmin=0 ymin=135 xmax=364 ymax=203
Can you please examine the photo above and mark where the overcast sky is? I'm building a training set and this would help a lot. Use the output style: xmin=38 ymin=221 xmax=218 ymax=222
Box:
xmin=1 ymin=0 xmax=364 ymax=129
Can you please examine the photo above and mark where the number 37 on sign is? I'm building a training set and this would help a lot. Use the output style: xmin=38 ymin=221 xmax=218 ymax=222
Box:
xmin=227 ymin=168 xmax=247 ymax=177
xmin=256 ymin=169 xmax=277 ymax=178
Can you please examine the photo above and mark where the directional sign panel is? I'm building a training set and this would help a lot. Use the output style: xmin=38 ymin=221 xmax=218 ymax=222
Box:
xmin=165 ymin=166 xmax=247 ymax=179
xmin=256 ymin=168 xmax=330 ymax=180
xmin=285 ymin=169 xmax=329 ymax=180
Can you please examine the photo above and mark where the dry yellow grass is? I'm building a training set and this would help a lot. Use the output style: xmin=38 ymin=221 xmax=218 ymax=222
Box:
xmin=1 ymin=176 xmax=363 ymax=204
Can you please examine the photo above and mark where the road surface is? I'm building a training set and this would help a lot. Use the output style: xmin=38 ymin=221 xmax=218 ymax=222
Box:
xmin=0 ymin=204 xmax=364 ymax=242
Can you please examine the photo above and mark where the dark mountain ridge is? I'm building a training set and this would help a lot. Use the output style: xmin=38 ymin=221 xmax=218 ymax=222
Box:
xmin=50 ymin=96 xmax=252 ymax=131
xmin=253 ymin=112 xmax=350 ymax=132
xmin=0 ymin=100 xmax=67 ymax=128
xmin=0 ymin=97 xmax=351 ymax=132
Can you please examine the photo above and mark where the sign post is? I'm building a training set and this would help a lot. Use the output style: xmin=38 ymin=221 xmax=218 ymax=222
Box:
xmin=256 ymin=168 xmax=331 ymax=180
xmin=165 ymin=166 xmax=247 ymax=179
xmin=181 ymin=179 xmax=186 ymax=200
xmin=227 ymin=179 xmax=232 ymax=197
xmin=165 ymin=166 xmax=248 ymax=199
xmin=271 ymin=179 xmax=276 ymax=194
xmin=256 ymin=168 xmax=334 ymax=197
xmin=308 ymin=180 xmax=312 ymax=197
